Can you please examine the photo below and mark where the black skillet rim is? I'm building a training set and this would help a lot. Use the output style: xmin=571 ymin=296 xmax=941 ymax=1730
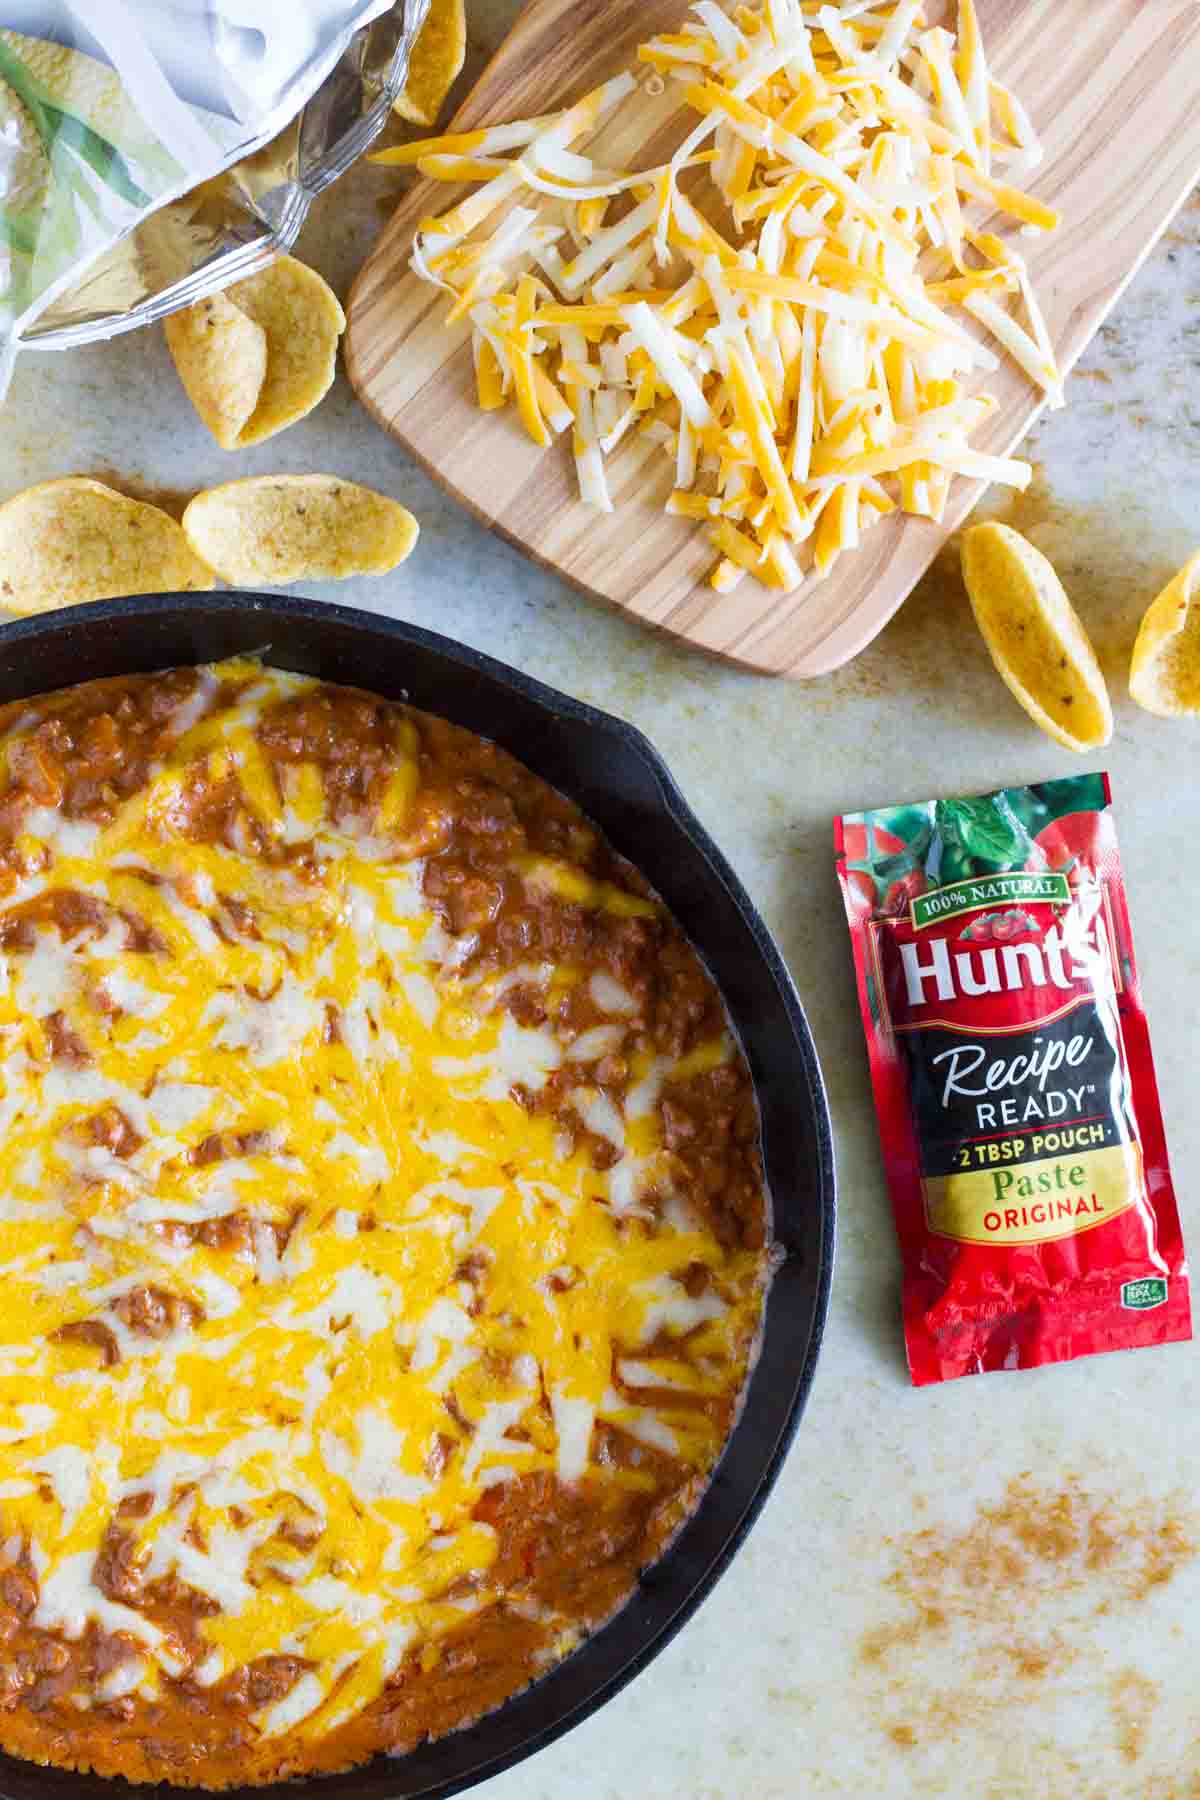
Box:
xmin=0 ymin=593 xmax=835 ymax=1800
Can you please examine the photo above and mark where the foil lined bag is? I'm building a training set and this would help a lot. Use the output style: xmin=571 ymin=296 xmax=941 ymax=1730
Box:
xmin=0 ymin=0 xmax=426 ymax=389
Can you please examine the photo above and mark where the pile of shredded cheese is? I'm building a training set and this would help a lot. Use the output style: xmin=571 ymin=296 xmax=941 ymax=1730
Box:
xmin=385 ymin=0 xmax=1063 ymax=595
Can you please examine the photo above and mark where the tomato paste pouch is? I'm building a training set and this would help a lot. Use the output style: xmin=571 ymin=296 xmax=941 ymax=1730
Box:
xmin=835 ymin=773 xmax=1190 ymax=1385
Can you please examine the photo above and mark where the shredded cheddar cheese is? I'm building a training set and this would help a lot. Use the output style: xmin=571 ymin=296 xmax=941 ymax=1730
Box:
xmin=379 ymin=0 xmax=1063 ymax=594
xmin=0 ymin=661 xmax=766 ymax=1757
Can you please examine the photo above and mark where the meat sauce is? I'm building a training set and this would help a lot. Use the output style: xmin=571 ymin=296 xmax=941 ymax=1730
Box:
xmin=0 ymin=662 xmax=771 ymax=1786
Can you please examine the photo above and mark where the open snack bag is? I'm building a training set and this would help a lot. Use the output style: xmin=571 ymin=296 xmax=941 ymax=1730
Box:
xmin=0 ymin=0 xmax=426 ymax=391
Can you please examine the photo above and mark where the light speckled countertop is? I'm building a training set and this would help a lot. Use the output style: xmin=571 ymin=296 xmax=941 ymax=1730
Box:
xmin=4 ymin=7 xmax=1200 ymax=1794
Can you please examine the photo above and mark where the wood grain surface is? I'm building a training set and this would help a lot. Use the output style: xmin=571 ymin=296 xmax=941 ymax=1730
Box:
xmin=346 ymin=0 xmax=1200 ymax=677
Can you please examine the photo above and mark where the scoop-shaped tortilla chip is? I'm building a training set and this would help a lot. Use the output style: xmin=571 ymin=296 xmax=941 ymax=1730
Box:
xmin=164 ymin=291 xmax=269 ymax=450
xmin=393 ymin=0 xmax=466 ymax=127
xmin=225 ymin=256 xmax=346 ymax=448
xmin=961 ymin=521 xmax=1112 ymax=753
xmin=1129 ymin=550 xmax=1200 ymax=718
xmin=182 ymin=476 xmax=419 ymax=586
xmin=0 ymin=478 xmax=215 ymax=615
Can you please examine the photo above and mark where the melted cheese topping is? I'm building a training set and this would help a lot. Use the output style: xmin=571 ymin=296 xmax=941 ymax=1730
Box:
xmin=0 ymin=661 xmax=765 ymax=1743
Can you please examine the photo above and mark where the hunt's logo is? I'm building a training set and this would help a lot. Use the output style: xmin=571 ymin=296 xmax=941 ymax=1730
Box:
xmin=898 ymin=918 xmax=1106 ymax=1011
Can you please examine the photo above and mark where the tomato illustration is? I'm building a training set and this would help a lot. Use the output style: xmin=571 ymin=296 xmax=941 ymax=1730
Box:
xmin=1035 ymin=812 xmax=1102 ymax=888
xmin=963 ymin=908 xmax=1040 ymax=943
xmin=882 ymin=869 xmax=928 ymax=916
xmin=840 ymin=822 xmax=907 ymax=862
xmin=845 ymin=868 xmax=877 ymax=912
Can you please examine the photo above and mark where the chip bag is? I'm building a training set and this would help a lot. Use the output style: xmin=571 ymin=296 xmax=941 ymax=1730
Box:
xmin=836 ymin=774 xmax=1190 ymax=1385
xmin=0 ymin=0 xmax=427 ymax=392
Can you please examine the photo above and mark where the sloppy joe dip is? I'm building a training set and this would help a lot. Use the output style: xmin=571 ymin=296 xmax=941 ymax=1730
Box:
xmin=0 ymin=657 xmax=772 ymax=1786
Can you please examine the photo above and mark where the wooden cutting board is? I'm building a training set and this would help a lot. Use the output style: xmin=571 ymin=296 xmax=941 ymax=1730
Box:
xmin=346 ymin=0 xmax=1200 ymax=677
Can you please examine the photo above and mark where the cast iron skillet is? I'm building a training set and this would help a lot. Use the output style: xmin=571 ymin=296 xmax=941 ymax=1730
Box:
xmin=0 ymin=593 xmax=835 ymax=1800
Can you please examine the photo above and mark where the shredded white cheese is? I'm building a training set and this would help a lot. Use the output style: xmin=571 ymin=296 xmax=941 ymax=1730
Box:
xmin=391 ymin=0 xmax=1061 ymax=592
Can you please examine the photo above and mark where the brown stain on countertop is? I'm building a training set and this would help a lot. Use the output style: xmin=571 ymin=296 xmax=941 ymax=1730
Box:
xmin=858 ymin=1473 xmax=1197 ymax=1786
xmin=1110 ymin=1669 xmax=1160 ymax=1764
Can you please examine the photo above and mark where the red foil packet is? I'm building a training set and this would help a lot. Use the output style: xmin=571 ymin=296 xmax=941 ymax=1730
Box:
xmin=835 ymin=774 xmax=1190 ymax=1385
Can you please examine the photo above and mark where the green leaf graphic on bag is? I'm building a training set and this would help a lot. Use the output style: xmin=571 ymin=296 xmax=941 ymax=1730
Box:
xmin=937 ymin=794 xmax=1030 ymax=870
xmin=1032 ymin=774 xmax=1107 ymax=823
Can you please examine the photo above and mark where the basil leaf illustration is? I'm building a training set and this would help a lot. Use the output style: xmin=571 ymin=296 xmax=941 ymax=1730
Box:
xmin=880 ymin=804 xmax=935 ymax=848
xmin=939 ymin=844 xmax=973 ymax=885
xmin=937 ymin=795 xmax=1030 ymax=870
xmin=1031 ymin=774 xmax=1107 ymax=822
xmin=1004 ymin=786 xmax=1051 ymax=837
